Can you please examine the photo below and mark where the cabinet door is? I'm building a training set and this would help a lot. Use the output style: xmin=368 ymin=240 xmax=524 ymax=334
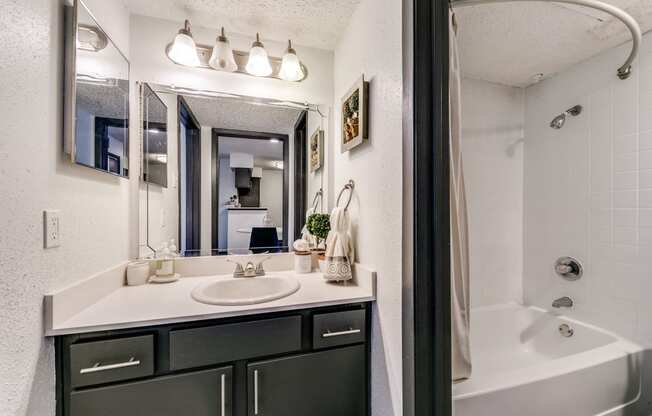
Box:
xmin=69 ymin=366 xmax=232 ymax=416
xmin=247 ymin=345 xmax=366 ymax=416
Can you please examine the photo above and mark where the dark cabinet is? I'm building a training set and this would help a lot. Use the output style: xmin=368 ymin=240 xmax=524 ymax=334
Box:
xmin=57 ymin=304 xmax=369 ymax=416
xmin=247 ymin=345 xmax=366 ymax=416
xmin=69 ymin=366 xmax=232 ymax=416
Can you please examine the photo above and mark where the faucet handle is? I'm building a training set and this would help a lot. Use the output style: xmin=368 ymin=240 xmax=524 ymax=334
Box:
xmin=255 ymin=255 xmax=272 ymax=276
xmin=226 ymin=258 xmax=245 ymax=277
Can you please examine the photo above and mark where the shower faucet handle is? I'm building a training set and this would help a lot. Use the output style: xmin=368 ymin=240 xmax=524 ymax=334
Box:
xmin=554 ymin=256 xmax=583 ymax=281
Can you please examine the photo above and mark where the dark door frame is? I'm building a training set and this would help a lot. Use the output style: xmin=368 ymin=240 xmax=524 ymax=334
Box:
xmin=403 ymin=0 xmax=451 ymax=416
xmin=211 ymin=128 xmax=291 ymax=253
xmin=94 ymin=117 xmax=128 ymax=175
xmin=293 ymin=111 xmax=308 ymax=242
xmin=178 ymin=96 xmax=202 ymax=254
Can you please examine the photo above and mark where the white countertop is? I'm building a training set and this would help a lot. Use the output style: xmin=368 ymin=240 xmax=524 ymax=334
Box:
xmin=45 ymin=268 xmax=375 ymax=336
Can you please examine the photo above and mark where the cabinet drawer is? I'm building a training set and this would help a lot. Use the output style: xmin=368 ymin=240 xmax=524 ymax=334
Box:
xmin=70 ymin=335 xmax=154 ymax=388
xmin=70 ymin=367 xmax=232 ymax=416
xmin=170 ymin=316 xmax=302 ymax=370
xmin=313 ymin=309 xmax=366 ymax=349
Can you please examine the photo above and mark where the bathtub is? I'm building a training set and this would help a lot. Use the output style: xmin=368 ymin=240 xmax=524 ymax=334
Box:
xmin=453 ymin=303 xmax=644 ymax=416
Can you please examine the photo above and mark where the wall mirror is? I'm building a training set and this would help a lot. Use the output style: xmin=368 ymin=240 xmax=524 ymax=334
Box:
xmin=142 ymin=83 xmax=168 ymax=187
xmin=64 ymin=0 xmax=130 ymax=177
xmin=139 ymin=84 xmax=328 ymax=257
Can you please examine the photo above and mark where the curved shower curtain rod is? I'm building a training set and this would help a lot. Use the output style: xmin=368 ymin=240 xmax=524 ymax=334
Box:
xmin=450 ymin=0 xmax=642 ymax=80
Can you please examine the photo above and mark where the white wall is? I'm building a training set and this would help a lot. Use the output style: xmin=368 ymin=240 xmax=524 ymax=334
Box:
xmin=461 ymin=77 xmax=524 ymax=307
xmin=200 ymin=125 xmax=212 ymax=253
xmin=130 ymin=15 xmax=333 ymax=106
xmin=307 ymin=110 xmax=329 ymax=214
xmin=523 ymin=33 xmax=652 ymax=345
xmin=217 ymin=157 xmax=237 ymax=250
xmin=0 ymin=1 xmax=132 ymax=415
xmin=332 ymin=0 xmax=402 ymax=414
xmin=259 ymin=168 xmax=284 ymax=227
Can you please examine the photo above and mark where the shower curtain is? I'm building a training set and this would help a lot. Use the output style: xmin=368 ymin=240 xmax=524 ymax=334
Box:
xmin=449 ymin=10 xmax=472 ymax=381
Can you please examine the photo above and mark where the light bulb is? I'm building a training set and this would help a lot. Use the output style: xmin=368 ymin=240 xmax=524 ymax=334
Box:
xmin=209 ymin=27 xmax=237 ymax=72
xmin=279 ymin=40 xmax=304 ymax=81
xmin=245 ymin=33 xmax=272 ymax=77
xmin=167 ymin=20 xmax=200 ymax=67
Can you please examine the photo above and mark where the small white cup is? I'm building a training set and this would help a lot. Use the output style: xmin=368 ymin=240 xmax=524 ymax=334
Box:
xmin=127 ymin=261 xmax=150 ymax=286
xmin=294 ymin=252 xmax=312 ymax=273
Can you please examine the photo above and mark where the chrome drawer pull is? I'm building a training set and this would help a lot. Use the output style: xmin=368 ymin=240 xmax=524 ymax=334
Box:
xmin=254 ymin=370 xmax=259 ymax=415
xmin=322 ymin=328 xmax=361 ymax=338
xmin=221 ymin=373 xmax=226 ymax=416
xmin=79 ymin=357 xmax=140 ymax=374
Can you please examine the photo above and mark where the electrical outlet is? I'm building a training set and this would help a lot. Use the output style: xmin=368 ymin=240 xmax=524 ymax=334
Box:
xmin=43 ymin=210 xmax=61 ymax=249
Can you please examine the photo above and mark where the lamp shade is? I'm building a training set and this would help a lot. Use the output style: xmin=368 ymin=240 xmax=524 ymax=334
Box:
xmin=245 ymin=33 xmax=272 ymax=77
xmin=279 ymin=40 xmax=304 ymax=81
xmin=209 ymin=28 xmax=237 ymax=72
xmin=167 ymin=20 xmax=200 ymax=67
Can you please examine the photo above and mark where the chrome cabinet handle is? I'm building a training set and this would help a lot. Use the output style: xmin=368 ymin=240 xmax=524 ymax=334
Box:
xmin=79 ymin=357 xmax=140 ymax=374
xmin=221 ymin=373 xmax=226 ymax=416
xmin=254 ymin=370 xmax=259 ymax=415
xmin=322 ymin=328 xmax=361 ymax=338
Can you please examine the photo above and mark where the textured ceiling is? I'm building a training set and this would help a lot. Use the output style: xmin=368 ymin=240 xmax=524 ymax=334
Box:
xmin=455 ymin=0 xmax=652 ymax=87
xmin=183 ymin=95 xmax=302 ymax=134
xmin=126 ymin=0 xmax=360 ymax=50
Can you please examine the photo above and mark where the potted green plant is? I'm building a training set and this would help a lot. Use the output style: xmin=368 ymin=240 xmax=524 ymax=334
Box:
xmin=306 ymin=213 xmax=330 ymax=272
xmin=306 ymin=213 xmax=330 ymax=252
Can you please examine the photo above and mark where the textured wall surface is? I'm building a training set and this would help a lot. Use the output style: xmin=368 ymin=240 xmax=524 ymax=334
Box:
xmin=333 ymin=0 xmax=403 ymax=414
xmin=524 ymin=32 xmax=652 ymax=346
xmin=461 ymin=77 xmax=525 ymax=307
xmin=0 ymin=1 xmax=131 ymax=415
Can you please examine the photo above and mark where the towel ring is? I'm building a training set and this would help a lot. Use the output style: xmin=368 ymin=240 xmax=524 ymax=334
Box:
xmin=336 ymin=180 xmax=355 ymax=210
xmin=311 ymin=188 xmax=323 ymax=212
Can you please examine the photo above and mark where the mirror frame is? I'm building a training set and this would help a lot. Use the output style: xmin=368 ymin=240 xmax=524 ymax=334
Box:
xmin=63 ymin=0 xmax=131 ymax=178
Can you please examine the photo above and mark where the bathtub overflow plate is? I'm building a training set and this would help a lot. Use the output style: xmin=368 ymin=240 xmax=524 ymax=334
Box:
xmin=558 ymin=324 xmax=574 ymax=338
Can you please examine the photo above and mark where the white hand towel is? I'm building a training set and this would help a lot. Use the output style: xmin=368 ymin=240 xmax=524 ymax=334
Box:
xmin=324 ymin=207 xmax=354 ymax=281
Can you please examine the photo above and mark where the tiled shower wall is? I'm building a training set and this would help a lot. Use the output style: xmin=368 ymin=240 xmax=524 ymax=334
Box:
xmin=524 ymin=33 xmax=652 ymax=345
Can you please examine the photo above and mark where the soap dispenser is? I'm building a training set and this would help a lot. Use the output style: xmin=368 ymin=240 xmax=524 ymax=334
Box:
xmin=150 ymin=242 xmax=180 ymax=283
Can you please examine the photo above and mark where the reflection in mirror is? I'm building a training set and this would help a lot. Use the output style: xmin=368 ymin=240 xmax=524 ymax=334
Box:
xmin=66 ymin=0 xmax=130 ymax=177
xmin=139 ymin=84 xmax=327 ymax=257
xmin=142 ymin=84 xmax=168 ymax=187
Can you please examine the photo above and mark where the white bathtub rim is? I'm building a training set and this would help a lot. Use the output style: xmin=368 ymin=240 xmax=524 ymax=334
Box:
xmin=454 ymin=303 xmax=643 ymax=400
xmin=470 ymin=302 xmax=641 ymax=351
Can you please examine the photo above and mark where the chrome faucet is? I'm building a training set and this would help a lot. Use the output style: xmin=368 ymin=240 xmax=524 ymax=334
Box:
xmin=552 ymin=296 xmax=573 ymax=308
xmin=227 ymin=255 xmax=272 ymax=278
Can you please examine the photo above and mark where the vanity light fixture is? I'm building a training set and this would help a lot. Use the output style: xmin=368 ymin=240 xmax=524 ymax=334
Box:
xmin=76 ymin=24 xmax=108 ymax=52
xmin=269 ymin=138 xmax=281 ymax=143
xmin=278 ymin=40 xmax=304 ymax=82
xmin=208 ymin=27 xmax=237 ymax=72
xmin=167 ymin=19 xmax=201 ymax=67
xmin=245 ymin=33 xmax=272 ymax=77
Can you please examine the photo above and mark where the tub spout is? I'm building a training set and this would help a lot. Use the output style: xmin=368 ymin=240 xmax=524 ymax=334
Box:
xmin=552 ymin=296 xmax=573 ymax=308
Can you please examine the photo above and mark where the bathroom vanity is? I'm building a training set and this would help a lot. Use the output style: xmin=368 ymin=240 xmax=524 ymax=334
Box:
xmin=48 ymin=258 xmax=376 ymax=416
xmin=55 ymin=303 xmax=370 ymax=416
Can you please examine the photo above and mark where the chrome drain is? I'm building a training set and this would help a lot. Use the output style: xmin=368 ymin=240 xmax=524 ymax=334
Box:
xmin=558 ymin=323 xmax=574 ymax=337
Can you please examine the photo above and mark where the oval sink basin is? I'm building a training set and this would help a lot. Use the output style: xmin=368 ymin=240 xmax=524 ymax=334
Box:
xmin=191 ymin=276 xmax=301 ymax=306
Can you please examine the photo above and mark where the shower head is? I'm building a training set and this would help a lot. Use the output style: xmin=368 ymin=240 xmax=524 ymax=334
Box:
xmin=550 ymin=105 xmax=582 ymax=129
